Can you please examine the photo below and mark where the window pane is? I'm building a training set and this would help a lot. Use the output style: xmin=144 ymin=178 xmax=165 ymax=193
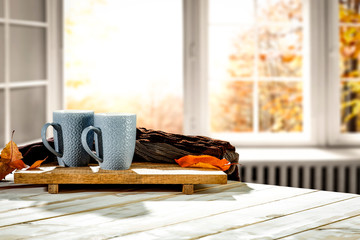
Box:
xmin=209 ymin=0 xmax=254 ymax=25
xmin=209 ymin=0 xmax=304 ymax=135
xmin=210 ymin=81 xmax=253 ymax=132
xmin=65 ymin=0 xmax=183 ymax=134
xmin=10 ymin=26 xmax=46 ymax=82
xmin=258 ymin=25 xmax=302 ymax=77
xmin=258 ymin=0 xmax=302 ymax=22
xmin=10 ymin=87 xmax=46 ymax=143
xmin=0 ymin=90 xmax=4 ymax=146
xmin=339 ymin=1 xmax=360 ymax=133
xmin=341 ymin=81 xmax=360 ymax=132
xmin=209 ymin=26 xmax=255 ymax=79
xmin=0 ymin=24 xmax=4 ymax=83
xmin=339 ymin=26 xmax=360 ymax=78
xmin=259 ymin=81 xmax=302 ymax=132
xmin=259 ymin=54 xmax=302 ymax=77
xmin=339 ymin=0 xmax=360 ymax=23
xmin=10 ymin=0 xmax=46 ymax=22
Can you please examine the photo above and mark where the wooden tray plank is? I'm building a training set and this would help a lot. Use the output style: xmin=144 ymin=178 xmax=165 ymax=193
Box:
xmin=14 ymin=162 xmax=227 ymax=194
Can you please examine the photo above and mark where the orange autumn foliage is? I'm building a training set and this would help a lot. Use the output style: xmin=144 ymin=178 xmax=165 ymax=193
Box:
xmin=0 ymin=131 xmax=26 ymax=180
xmin=28 ymin=157 xmax=48 ymax=170
xmin=175 ymin=155 xmax=231 ymax=171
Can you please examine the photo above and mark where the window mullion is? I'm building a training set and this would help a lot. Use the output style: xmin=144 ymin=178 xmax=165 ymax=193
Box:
xmin=327 ymin=0 xmax=341 ymax=145
xmin=301 ymin=0 xmax=327 ymax=146
xmin=46 ymin=0 xmax=63 ymax=123
xmin=253 ymin=0 xmax=259 ymax=134
xmin=183 ymin=0 xmax=208 ymax=136
xmin=4 ymin=0 xmax=10 ymax=144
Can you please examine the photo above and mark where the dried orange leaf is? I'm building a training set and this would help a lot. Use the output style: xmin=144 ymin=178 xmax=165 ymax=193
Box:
xmin=0 ymin=160 xmax=15 ymax=180
xmin=0 ymin=140 xmax=23 ymax=162
xmin=28 ymin=157 xmax=48 ymax=170
xmin=188 ymin=162 xmax=220 ymax=170
xmin=10 ymin=159 xmax=27 ymax=169
xmin=175 ymin=155 xmax=231 ymax=171
xmin=0 ymin=131 xmax=26 ymax=180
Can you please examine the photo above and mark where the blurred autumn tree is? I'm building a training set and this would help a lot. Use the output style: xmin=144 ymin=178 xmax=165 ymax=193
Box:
xmin=339 ymin=0 xmax=360 ymax=132
xmin=210 ymin=0 xmax=303 ymax=133
xmin=65 ymin=0 xmax=183 ymax=134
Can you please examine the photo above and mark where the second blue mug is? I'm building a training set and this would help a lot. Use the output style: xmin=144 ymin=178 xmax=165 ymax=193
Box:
xmin=81 ymin=113 xmax=136 ymax=170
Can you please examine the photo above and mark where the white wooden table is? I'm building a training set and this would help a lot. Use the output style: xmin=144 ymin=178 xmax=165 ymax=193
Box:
xmin=1 ymin=178 xmax=360 ymax=239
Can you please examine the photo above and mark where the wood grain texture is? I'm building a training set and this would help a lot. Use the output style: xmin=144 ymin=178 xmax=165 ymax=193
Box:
xmin=14 ymin=163 xmax=227 ymax=194
xmin=47 ymin=184 xmax=58 ymax=194
xmin=1 ymin=180 xmax=359 ymax=240
xmin=182 ymin=184 xmax=194 ymax=194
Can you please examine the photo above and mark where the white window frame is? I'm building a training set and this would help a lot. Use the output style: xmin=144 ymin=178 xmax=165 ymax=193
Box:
xmin=327 ymin=0 xmax=360 ymax=146
xmin=184 ymin=0 xmax=330 ymax=147
xmin=0 ymin=0 xmax=62 ymax=145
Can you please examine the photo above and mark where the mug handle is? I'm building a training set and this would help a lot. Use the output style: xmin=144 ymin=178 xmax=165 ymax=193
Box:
xmin=81 ymin=126 xmax=103 ymax=164
xmin=41 ymin=123 xmax=63 ymax=157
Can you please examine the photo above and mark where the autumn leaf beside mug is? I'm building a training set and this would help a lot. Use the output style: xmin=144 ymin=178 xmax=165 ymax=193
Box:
xmin=81 ymin=113 xmax=136 ymax=170
xmin=41 ymin=110 xmax=94 ymax=167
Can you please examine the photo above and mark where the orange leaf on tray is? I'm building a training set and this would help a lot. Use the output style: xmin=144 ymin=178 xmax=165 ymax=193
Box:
xmin=28 ymin=156 xmax=48 ymax=170
xmin=0 ymin=130 xmax=26 ymax=180
xmin=175 ymin=155 xmax=231 ymax=171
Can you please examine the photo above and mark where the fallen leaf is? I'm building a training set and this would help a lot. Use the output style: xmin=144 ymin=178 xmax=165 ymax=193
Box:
xmin=28 ymin=157 xmax=48 ymax=170
xmin=10 ymin=159 xmax=27 ymax=169
xmin=0 ymin=138 xmax=23 ymax=162
xmin=0 ymin=130 xmax=26 ymax=180
xmin=175 ymin=155 xmax=231 ymax=171
xmin=0 ymin=160 xmax=15 ymax=181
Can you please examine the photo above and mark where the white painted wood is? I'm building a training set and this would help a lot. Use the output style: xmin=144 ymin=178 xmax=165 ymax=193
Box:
xmin=183 ymin=0 xmax=208 ymax=136
xmin=286 ymin=215 xmax=360 ymax=239
xmin=0 ymin=182 xmax=245 ymax=227
xmin=1 ymin=181 xmax=359 ymax=240
xmin=199 ymin=196 xmax=360 ymax=240
xmin=6 ymin=80 xmax=47 ymax=88
xmin=1 ymin=0 xmax=55 ymax=144
xmin=47 ymin=0 xmax=63 ymax=120
xmin=7 ymin=19 xmax=48 ymax=27
xmin=252 ymin=0 xmax=259 ymax=134
xmin=110 ymin=191 xmax=354 ymax=240
xmin=4 ymin=0 xmax=10 ymax=143
xmin=326 ymin=0 xmax=360 ymax=146
xmin=305 ymin=0 xmax=327 ymax=146
xmin=6 ymin=185 xmax=313 ymax=239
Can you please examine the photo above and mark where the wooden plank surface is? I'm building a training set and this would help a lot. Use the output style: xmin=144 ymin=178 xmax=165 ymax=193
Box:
xmin=285 ymin=215 xmax=360 ymax=239
xmin=14 ymin=162 xmax=227 ymax=185
xmin=1 ymin=180 xmax=359 ymax=240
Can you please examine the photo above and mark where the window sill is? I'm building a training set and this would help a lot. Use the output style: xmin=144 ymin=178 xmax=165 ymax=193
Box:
xmin=236 ymin=147 xmax=360 ymax=164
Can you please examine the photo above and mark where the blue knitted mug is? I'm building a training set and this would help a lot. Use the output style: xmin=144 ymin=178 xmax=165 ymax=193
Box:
xmin=41 ymin=110 xmax=94 ymax=167
xmin=81 ymin=113 xmax=136 ymax=170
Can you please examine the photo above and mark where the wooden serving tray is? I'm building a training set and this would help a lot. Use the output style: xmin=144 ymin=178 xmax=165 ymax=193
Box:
xmin=14 ymin=162 xmax=227 ymax=194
